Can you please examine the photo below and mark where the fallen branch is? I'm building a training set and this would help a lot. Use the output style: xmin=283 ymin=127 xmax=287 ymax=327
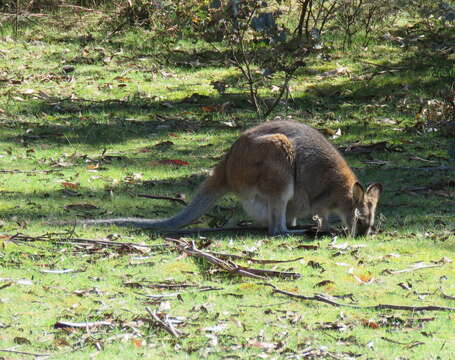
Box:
xmin=0 ymin=169 xmax=60 ymax=174
xmin=54 ymin=320 xmax=112 ymax=329
xmin=0 ymin=349 xmax=49 ymax=357
xmin=164 ymin=238 xmax=301 ymax=280
xmin=8 ymin=233 xmax=167 ymax=251
xmin=56 ymin=4 xmax=103 ymax=13
xmin=206 ymin=250 xmax=304 ymax=264
xmin=125 ymin=281 xmax=223 ymax=292
xmin=381 ymin=337 xmax=424 ymax=349
xmin=40 ymin=268 xmax=83 ymax=274
xmin=440 ymin=287 xmax=455 ymax=300
xmin=263 ymin=283 xmax=455 ymax=312
xmin=145 ymin=307 xmax=181 ymax=338
xmin=136 ymin=193 xmax=187 ymax=206
xmin=382 ymin=258 xmax=451 ymax=275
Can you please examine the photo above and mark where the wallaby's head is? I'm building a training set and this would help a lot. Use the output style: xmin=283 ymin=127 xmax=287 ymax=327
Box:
xmin=347 ymin=182 xmax=383 ymax=237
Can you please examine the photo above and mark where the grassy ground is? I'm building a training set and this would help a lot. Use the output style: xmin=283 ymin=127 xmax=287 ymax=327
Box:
xmin=0 ymin=10 xmax=454 ymax=360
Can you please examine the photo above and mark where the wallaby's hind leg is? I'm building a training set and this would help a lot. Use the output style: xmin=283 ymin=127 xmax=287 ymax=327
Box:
xmin=226 ymin=133 xmax=295 ymax=235
xmin=266 ymin=186 xmax=293 ymax=235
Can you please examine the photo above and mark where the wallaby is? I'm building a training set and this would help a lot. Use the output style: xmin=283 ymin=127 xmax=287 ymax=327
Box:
xmin=69 ymin=120 xmax=382 ymax=237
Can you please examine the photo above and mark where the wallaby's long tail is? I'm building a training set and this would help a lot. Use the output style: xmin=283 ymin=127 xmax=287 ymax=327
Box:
xmin=58 ymin=159 xmax=229 ymax=230
xmin=73 ymin=186 xmax=227 ymax=229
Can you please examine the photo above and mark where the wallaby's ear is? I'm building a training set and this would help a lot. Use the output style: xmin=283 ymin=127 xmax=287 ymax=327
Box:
xmin=366 ymin=183 xmax=383 ymax=201
xmin=352 ymin=182 xmax=365 ymax=204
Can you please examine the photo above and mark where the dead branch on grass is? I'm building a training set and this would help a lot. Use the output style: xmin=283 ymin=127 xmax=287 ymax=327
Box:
xmin=136 ymin=193 xmax=187 ymax=206
xmin=164 ymin=238 xmax=301 ymax=280
xmin=382 ymin=258 xmax=451 ymax=275
xmin=145 ymin=307 xmax=181 ymax=338
xmin=0 ymin=349 xmax=49 ymax=357
xmin=8 ymin=232 xmax=167 ymax=251
xmin=54 ymin=320 xmax=113 ymax=329
xmin=0 ymin=168 xmax=60 ymax=174
xmin=206 ymin=250 xmax=304 ymax=265
xmin=263 ymin=283 xmax=455 ymax=312
xmin=440 ymin=287 xmax=455 ymax=300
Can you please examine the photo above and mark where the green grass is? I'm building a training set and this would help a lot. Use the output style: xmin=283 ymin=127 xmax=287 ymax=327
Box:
xmin=0 ymin=10 xmax=455 ymax=360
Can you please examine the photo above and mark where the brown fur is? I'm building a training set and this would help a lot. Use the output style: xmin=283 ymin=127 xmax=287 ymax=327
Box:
xmin=69 ymin=120 xmax=382 ymax=236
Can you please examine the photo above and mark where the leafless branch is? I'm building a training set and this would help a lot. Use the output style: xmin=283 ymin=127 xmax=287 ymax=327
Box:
xmin=164 ymin=238 xmax=301 ymax=280
xmin=145 ymin=307 xmax=181 ymax=338
xmin=0 ymin=349 xmax=49 ymax=357
xmin=136 ymin=193 xmax=187 ymax=206
xmin=263 ymin=283 xmax=455 ymax=312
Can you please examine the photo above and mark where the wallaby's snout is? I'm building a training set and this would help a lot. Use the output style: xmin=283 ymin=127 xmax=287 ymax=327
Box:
xmin=348 ymin=182 xmax=383 ymax=237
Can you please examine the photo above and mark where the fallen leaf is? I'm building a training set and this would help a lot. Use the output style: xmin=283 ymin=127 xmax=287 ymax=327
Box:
xmin=295 ymin=244 xmax=319 ymax=251
xmin=331 ymin=128 xmax=342 ymax=139
xmin=314 ymin=280 xmax=335 ymax=287
xmin=64 ymin=203 xmax=99 ymax=211
xmin=160 ymin=159 xmax=189 ymax=166
xmin=131 ymin=338 xmax=143 ymax=348
xmin=409 ymin=155 xmax=436 ymax=163
xmin=114 ymin=76 xmax=132 ymax=82
xmin=201 ymin=105 xmax=217 ymax=112
xmin=138 ymin=146 xmax=152 ymax=153
xmin=362 ymin=319 xmax=380 ymax=329
xmin=271 ymin=85 xmax=280 ymax=92
xmin=14 ymin=337 xmax=31 ymax=345
xmin=307 ymin=260 xmax=324 ymax=270
xmin=153 ymin=141 xmax=174 ymax=149
xmin=248 ymin=339 xmax=275 ymax=350
xmin=61 ymin=181 xmax=79 ymax=190
xmin=40 ymin=268 xmax=81 ymax=274
xmin=339 ymin=141 xmax=389 ymax=154
xmin=54 ymin=338 xmax=71 ymax=347
xmin=319 ymin=128 xmax=338 ymax=136
xmin=22 ymin=88 xmax=36 ymax=95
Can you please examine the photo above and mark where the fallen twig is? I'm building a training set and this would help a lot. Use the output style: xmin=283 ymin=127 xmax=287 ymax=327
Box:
xmin=381 ymin=337 xmax=424 ymax=349
xmin=136 ymin=193 xmax=187 ymax=206
xmin=145 ymin=307 xmax=181 ymax=338
xmin=56 ymin=4 xmax=103 ymax=13
xmin=0 ymin=169 xmax=60 ymax=174
xmin=382 ymin=258 xmax=451 ymax=275
xmin=39 ymin=268 xmax=83 ymax=274
xmin=206 ymin=250 xmax=304 ymax=264
xmin=126 ymin=281 xmax=223 ymax=292
xmin=440 ymin=287 xmax=455 ymax=300
xmin=8 ymin=232 xmax=167 ymax=251
xmin=165 ymin=238 xmax=301 ymax=280
xmin=263 ymin=283 xmax=455 ymax=312
xmin=54 ymin=320 xmax=113 ymax=329
xmin=0 ymin=349 xmax=49 ymax=357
